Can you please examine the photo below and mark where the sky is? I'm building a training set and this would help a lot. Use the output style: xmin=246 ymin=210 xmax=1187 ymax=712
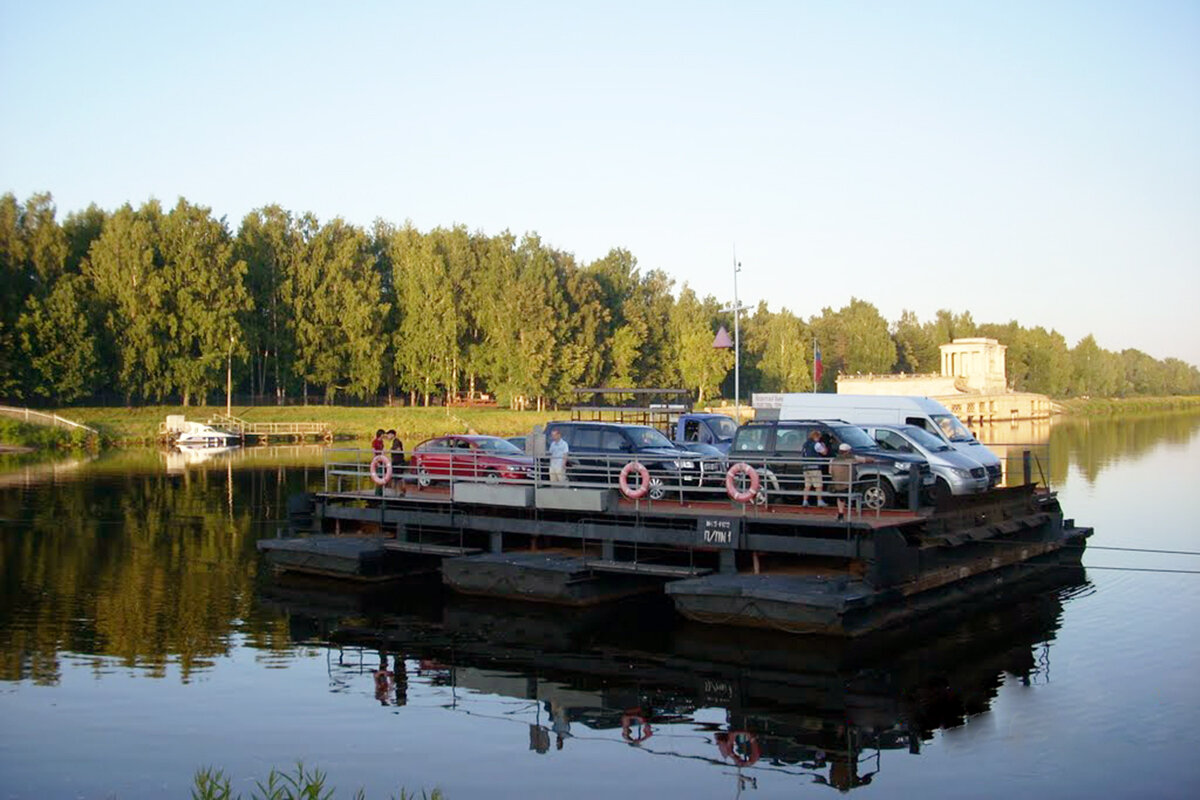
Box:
xmin=2 ymin=1 xmax=1198 ymax=366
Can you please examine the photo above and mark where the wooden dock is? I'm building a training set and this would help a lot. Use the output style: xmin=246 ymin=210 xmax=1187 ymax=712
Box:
xmin=207 ymin=414 xmax=333 ymax=443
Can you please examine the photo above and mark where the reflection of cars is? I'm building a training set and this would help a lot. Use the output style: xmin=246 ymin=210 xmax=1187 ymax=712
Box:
xmin=542 ymin=422 xmax=714 ymax=500
xmin=860 ymin=424 xmax=989 ymax=501
xmin=411 ymin=435 xmax=534 ymax=485
xmin=730 ymin=419 xmax=933 ymax=509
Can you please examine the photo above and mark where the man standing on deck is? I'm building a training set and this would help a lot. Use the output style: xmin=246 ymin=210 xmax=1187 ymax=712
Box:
xmin=548 ymin=428 xmax=569 ymax=483
xmin=800 ymin=429 xmax=828 ymax=506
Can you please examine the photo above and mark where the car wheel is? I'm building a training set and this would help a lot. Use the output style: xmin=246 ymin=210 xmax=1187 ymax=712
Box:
xmin=647 ymin=476 xmax=666 ymax=501
xmin=485 ymin=470 xmax=501 ymax=485
xmin=417 ymin=467 xmax=432 ymax=487
xmin=931 ymin=477 xmax=952 ymax=504
xmin=862 ymin=480 xmax=895 ymax=510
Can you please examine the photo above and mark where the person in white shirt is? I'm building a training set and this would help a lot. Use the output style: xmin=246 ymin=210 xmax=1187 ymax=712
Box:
xmin=548 ymin=428 xmax=569 ymax=483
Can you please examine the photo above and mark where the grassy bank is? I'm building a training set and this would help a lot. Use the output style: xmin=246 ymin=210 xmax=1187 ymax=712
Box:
xmin=0 ymin=418 xmax=102 ymax=451
xmin=1057 ymin=396 xmax=1200 ymax=416
xmin=68 ymin=405 xmax=560 ymax=445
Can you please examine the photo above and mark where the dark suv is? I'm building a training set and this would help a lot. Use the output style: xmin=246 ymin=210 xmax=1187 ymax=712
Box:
xmin=543 ymin=421 xmax=716 ymax=500
xmin=729 ymin=419 xmax=934 ymax=509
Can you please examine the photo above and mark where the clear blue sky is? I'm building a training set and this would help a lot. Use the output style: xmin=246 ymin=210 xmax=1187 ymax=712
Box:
xmin=2 ymin=1 xmax=1197 ymax=366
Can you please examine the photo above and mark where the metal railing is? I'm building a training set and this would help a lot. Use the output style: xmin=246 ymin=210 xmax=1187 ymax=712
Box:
xmin=320 ymin=448 xmax=905 ymax=519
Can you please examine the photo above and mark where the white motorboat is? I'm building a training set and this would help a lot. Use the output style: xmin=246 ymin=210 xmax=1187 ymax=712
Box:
xmin=175 ymin=422 xmax=241 ymax=448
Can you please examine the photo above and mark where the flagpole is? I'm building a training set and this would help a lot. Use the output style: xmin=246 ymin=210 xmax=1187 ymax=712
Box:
xmin=722 ymin=252 xmax=747 ymax=422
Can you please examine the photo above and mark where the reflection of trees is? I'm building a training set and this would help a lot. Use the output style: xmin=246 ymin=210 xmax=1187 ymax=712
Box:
xmin=976 ymin=412 xmax=1200 ymax=488
xmin=1047 ymin=412 xmax=1200 ymax=486
xmin=0 ymin=466 xmax=305 ymax=684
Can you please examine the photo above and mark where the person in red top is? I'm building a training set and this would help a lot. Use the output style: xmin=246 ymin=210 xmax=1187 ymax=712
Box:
xmin=371 ymin=429 xmax=385 ymax=455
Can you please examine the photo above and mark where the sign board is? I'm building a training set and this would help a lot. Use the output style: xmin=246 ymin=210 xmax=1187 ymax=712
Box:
xmin=699 ymin=517 xmax=739 ymax=548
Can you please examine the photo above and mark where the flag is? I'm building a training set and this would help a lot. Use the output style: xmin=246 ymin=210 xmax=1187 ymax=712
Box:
xmin=813 ymin=340 xmax=823 ymax=387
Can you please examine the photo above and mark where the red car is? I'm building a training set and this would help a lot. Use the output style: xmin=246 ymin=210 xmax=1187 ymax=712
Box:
xmin=411 ymin=435 xmax=534 ymax=485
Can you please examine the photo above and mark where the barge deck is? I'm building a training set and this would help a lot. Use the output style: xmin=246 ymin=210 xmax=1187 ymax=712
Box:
xmin=259 ymin=449 xmax=1091 ymax=635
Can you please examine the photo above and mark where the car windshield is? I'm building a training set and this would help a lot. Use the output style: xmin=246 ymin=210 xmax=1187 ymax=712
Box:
xmin=899 ymin=425 xmax=952 ymax=452
xmin=707 ymin=416 xmax=737 ymax=440
xmin=931 ymin=414 xmax=975 ymax=442
xmin=474 ymin=437 xmax=524 ymax=455
xmin=830 ymin=425 xmax=879 ymax=449
xmin=628 ymin=426 xmax=674 ymax=448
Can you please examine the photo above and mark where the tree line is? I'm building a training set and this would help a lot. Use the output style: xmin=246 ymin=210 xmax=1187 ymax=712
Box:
xmin=2 ymin=191 xmax=1197 ymax=408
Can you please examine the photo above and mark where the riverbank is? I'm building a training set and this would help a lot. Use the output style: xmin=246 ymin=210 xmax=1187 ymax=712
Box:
xmin=0 ymin=419 xmax=101 ymax=452
xmin=1057 ymin=395 xmax=1200 ymax=416
xmin=14 ymin=396 xmax=1200 ymax=449
xmin=66 ymin=405 xmax=560 ymax=446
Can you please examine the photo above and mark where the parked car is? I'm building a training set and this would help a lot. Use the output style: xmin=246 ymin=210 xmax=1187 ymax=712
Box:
xmin=542 ymin=421 xmax=717 ymax=500
xmin=411 ymin=435 xmax=534 ymax=485
xmin=860 ymin=423 xmax=989 ymax=501
xmin=729 ymin=419 xmax=934 ymax=509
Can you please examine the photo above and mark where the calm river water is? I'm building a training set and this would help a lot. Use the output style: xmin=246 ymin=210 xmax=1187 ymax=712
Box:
xmin=1 ymin=413 xmax=1198 ymax=799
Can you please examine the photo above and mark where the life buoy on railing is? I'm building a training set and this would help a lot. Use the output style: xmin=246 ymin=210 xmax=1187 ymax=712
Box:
xmin=621 ymin=711 xmax=653 ymax=744
xmin=369 ymin=454 xmax=393 ymax=486
xmin=717 ymin=730 xmax=761 ymax=767
xmin=725 ymin=462 xmax=760 ymax=503
xmin=618 ymin=461 xmax=651 ymax=500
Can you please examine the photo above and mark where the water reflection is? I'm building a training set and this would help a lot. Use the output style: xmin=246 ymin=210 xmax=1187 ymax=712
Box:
xmin=973 ymin=411 xmax=1200 ymax=488
xmin=267 ymin=564 xmax=1089 ymax=794
xmin=0 ymin=459 xmax=317 ymax=685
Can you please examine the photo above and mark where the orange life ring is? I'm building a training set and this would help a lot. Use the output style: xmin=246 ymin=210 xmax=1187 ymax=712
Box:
xmin=717 ymin=730 xmax=761 ymax=767
xmin=618 ymin=461 xmax=651 ymax=500
xmin=725 ymin=462 xmax=760 ymax=503
xmin=370 ymin=454 xmax=393 ymax=486
xmin=621 ymin=712 xmax=653 ymax=744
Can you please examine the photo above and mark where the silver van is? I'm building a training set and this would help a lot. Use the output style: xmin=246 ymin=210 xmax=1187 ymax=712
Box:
xmin=860 ymin=423 xmax=989 ymax=501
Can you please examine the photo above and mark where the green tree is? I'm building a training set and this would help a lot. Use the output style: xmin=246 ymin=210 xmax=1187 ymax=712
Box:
xmin=924 ymin=309 xmax=977 ymax=347
xmin=84 ymin=201 xmax=167 ymax=403
xmin=1069 ymin=334 xmax=1122 ymax=397
xmin=17 ymin=273 xmax=99 ymax=403
xmin=158 ymin=199 xmax=251 ymax=406
xmin=810 ymin=298 xmax=896 ymax=389
xmin=891 ymin=310 xmax=939 ymax=373
xmin=670 ymin=286 xmax=732 ymax=404
xmin=236 ymin=205 xmax=300 ymax=402
xmin=290 ymin=217 xmax=388 ymax=403
xmin=387 ymin=223 xmax=457 ymax=405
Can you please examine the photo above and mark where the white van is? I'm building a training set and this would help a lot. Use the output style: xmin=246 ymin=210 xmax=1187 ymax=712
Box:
xmin=753 ymin=393 xmax=1003 ymax=486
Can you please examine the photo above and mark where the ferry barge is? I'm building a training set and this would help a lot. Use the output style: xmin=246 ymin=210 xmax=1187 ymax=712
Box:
xmin=260 ymin=446 xmax=1091 ymax=636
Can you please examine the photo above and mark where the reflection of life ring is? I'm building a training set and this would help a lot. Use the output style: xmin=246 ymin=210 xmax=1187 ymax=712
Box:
xmin=725 ymin=462 xmax=760 ymax=503
xmin=370 ymin=454 xmax=393 ymax=486
xmin=619 ymin=461 xmax=651 ymax=500
xmin=717 ymin=730 xmax=761 ymax=767
xmin=621 ymin=712 xmax=653 ymax=744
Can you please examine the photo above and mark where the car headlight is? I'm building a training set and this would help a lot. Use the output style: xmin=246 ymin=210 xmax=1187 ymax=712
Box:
xmin=672 ymin=460 xmax=694 ymax=469
xmin=892 ymin=463 xmax=912 ymax=475
xmin=950 ymin=467 xmax=972 ymax=478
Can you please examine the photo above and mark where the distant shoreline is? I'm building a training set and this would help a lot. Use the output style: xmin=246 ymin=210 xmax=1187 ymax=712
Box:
xmin=3 ymin=397 xmax=1198 ymax=450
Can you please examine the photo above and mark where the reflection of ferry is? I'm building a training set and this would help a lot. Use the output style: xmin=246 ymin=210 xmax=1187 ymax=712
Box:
xmin=275 ymin=563 xmax=1088 ymax=793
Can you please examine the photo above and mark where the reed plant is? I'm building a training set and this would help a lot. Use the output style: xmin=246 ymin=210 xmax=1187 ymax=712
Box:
xmin=192 ymin=762 xmax=444 ymax=800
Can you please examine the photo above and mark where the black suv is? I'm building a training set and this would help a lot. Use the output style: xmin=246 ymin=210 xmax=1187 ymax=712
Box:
xmin=729 ymin=419 xmax=933 ymax=509
xmin=542 ymin=421 xmax=716 ymax=500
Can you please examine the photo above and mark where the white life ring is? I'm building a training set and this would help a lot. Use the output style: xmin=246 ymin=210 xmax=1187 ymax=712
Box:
xmin=725 ymin=462 xmax=760 ymax=503
xmin=369 ymin=454 xmax=393 ymax=486
xmin=618 ymin=461 xmax=651 ymax=499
